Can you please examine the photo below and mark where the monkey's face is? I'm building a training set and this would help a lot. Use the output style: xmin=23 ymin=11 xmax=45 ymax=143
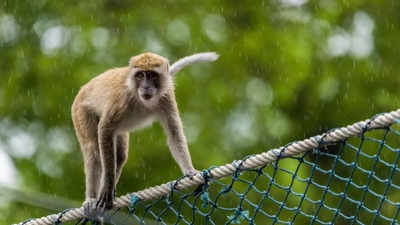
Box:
xmin=134 ymin=70 xmax=161 ymax=102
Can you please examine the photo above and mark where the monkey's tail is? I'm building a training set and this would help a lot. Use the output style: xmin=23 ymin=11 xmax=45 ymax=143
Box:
xmin=169 ymin=52 xmax=219 ymax=76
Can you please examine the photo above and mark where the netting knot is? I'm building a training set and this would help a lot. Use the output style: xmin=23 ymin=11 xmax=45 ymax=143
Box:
xmin=227 ymin=208 xmax=250 ymax=224
xmin=196 ymin=169 xmax=212 ymax=208
xmin=128 ymin=194 xmax=140 ymax=213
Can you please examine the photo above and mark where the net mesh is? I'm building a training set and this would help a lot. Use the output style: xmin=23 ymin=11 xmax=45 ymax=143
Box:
xmin=21 ymin=119 xmax=400 ymax=225
xmin=75 ymin=122 xmax=400 ymax=225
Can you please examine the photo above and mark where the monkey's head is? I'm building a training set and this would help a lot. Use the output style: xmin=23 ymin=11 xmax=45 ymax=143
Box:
xmin=128 ymin=52 xmax=172 ymax=104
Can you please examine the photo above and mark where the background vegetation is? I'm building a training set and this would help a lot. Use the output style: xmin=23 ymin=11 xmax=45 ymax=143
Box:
xmin=0 ymin=0 xmax=399 ymax=224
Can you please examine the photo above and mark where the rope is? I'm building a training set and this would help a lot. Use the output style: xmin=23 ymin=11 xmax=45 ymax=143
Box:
xmin=13 ymin=109 xmax=400 ymax=225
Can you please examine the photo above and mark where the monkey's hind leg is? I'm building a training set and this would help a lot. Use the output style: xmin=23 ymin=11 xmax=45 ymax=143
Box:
xmin=115 ymin=133 xmax=129 ymax=188
xmin=72 ymin=107 xmax=102 ymax=200
xmin=72 ymin=107 xmax=104 ymax=220
xmin=84 ymin=143 xmax=102 ymax=200
xmin=82 ymin=148 xmax=103 ymax=222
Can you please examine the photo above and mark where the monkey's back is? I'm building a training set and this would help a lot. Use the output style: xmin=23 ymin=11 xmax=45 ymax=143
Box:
xmin=72 ymin=67 xmax=131 ymax=117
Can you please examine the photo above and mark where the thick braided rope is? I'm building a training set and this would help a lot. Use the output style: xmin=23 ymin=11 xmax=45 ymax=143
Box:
xmin=14 ymin=109 xmax=400 ymax=225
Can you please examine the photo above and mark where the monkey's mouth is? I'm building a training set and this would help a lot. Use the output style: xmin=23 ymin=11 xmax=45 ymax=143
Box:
xmin=142 ymin=94 xmax=153 ymax=100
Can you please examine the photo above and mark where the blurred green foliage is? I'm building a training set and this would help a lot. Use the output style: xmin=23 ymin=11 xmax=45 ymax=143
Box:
xmin=0 ymin=0 xmax=399 ymax=224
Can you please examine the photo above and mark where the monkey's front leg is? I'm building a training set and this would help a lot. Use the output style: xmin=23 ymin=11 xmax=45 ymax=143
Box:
xmin=160 ymin=104 xmax=198 ymax=177
xmin=97 ymin=123 xmax=116 ymax=210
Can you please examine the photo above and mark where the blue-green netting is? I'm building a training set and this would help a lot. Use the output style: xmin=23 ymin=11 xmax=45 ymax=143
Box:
xmin=73 ymin=122 xmax=400 ymax=225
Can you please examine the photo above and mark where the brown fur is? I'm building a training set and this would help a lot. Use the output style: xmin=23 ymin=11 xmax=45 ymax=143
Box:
xmin=129 ymin=52 xmax=165 ymax=70
xmin=72 ymin=52 xmax=196 ymax=214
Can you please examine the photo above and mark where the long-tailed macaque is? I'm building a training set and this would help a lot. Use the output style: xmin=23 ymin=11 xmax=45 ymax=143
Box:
xmin=71 ymin=52 xmax=218 ymax=213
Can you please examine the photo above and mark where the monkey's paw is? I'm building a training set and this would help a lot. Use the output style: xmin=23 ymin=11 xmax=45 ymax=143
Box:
xmin=184 ymin=168 xmax=200 ymax=179
xmin=83 ymin=198 xmax=104 ymax=222
xmin=96 ymin=190 xmax=114 ymax=211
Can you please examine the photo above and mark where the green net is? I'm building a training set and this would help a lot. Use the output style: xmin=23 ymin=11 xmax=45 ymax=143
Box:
xmin=93 ymin=121 xmax=400 ymax=225
xmin=18 ymin=114 xmax=400 ymax=225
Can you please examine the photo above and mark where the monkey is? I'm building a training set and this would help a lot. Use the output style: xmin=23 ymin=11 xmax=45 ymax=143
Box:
xmin=71 ymin=52 xmax=219 ymax=215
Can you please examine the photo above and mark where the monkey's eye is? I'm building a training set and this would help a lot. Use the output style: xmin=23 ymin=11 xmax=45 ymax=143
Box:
xmin=148 ymin=72 xmax=159 ymax=80
xmin=135 ymin=72 xmax=145 ymax=80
